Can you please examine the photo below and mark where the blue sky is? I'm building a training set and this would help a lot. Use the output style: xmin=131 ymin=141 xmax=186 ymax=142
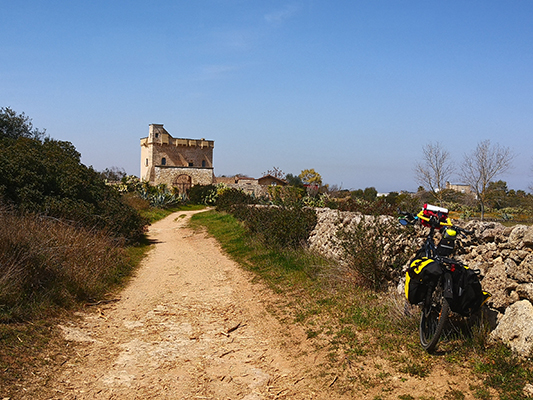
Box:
xmin=2 ymin=1 xmax=532 ymax=192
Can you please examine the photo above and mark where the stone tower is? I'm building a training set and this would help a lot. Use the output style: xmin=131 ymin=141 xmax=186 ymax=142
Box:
xmin=140 ymin=124 xmax=214 ymax=192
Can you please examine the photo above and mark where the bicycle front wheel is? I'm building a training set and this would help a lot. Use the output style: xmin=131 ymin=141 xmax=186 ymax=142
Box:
xmin=419 ymin=292 xmax=450 ymax=353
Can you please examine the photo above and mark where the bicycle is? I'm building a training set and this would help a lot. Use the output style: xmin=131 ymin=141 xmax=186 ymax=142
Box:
xmin=399 ymin=204 xmax=490 ymax=353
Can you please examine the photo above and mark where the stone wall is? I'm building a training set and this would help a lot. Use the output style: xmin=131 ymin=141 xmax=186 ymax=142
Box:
xmin=307 ymin=208 xmax=533 ymax=356
xmin=154 ymin=166 xmax=214 ymax=186
xmin=308 ymin=208 xmax=396 ymax=260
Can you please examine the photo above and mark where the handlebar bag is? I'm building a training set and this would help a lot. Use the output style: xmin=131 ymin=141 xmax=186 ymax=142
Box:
xmin=420 ymin=204 xmax=449 ymax=228
xmin=405 ymin=258 xmax=442 ymax=305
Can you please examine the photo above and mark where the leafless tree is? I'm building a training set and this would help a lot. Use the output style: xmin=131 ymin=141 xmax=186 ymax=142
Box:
xmin=414 ymin=142 xmax=454 ymax=205
xmin=459 ymin=140 xmax=514 ymax=220
xmin=262 ymin=166 xmax=286 ymax=180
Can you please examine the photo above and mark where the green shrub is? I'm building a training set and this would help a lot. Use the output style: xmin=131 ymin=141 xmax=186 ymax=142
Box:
xmin=215 ymin=187 xmax=254 ymax=212
xmin=241 ymin=205 xmax=317 ymax=249
xmin=188 ymin=184 xmax=218 ymax=205
xmin=268 ymin=185 xmax=306 ymax=206
xmin=336 ymin=197 xmax=396 ymax=216
xmin=0 ymin=137 xmax=147 ymax=240
xmin=336 ymin=215 xmax=406 ymax=291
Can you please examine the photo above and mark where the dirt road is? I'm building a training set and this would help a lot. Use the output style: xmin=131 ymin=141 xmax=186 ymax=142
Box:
xmin=50 ymin=210 xmax=331 ymax=399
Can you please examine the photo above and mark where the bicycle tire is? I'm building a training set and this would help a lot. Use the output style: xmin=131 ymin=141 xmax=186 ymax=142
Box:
xmin=419 ymin=291 xmax=450 ymax=353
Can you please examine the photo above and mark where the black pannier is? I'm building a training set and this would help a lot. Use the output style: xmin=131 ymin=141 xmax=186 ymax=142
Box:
xmin=447 ymin=265 xmax=488 ymax=316
xmin=405 ymin=258 xmax=442 ymax=305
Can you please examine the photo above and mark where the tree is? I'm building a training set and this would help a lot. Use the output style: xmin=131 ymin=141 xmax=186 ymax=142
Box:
xmin=459 ymin=140 xmax=514 ymax=220
xmin=299 ymin=168 xmax=322 ymax=186
xmin=262 ymin=166 xmax=286 ymax=180
xmin=486 ymin=180 xmax=509 ymax=210
xmin=100 ymin=166 xmax=127 ymax=182
xmin=363 ymin=187 xmax=378 ymax=202
xmin=285 ymin=173 xmax=304 ymax=187
xmin=0 ymin=137 xmax=147 ymax=239
xmin=0 ymin=108 xmax=147 ymax=239
xmin=0 ymin=107 xmax=45 ymax=141
xmin=414 ymin=142 xmax=454 ymax=205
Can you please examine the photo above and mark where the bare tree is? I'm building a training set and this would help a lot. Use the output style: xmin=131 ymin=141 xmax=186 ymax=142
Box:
xmin=262 ymin=166 xmax=286 ymax=180
xmin=414 ymin=142 xmax=454 ymax=205
xmin=459 ymin=140 xmax=514 ymax=220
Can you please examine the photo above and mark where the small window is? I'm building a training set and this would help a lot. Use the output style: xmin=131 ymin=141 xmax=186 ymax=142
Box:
xmin=202 ymin=160 xmax=206 ymax=167
xmin=145 ymin=158 xmax=148 ymax=166
xmin=188 ymin=162 xmax=194 ymax=167
xmin=161 ymin=157 xmax=166 ymax=165
xmin=155 ymin=133 xmax=159 ymax=138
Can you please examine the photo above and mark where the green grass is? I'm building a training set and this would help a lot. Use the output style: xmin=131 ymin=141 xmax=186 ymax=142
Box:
xmin=139 ymin=203 xmax=206 ymax=223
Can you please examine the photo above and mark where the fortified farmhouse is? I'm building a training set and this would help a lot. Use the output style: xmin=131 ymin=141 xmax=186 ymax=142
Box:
xmin=140 ymin=123 xmax=288 ymax=195
xmin=140 ymin=124 xmax=214 ymax=193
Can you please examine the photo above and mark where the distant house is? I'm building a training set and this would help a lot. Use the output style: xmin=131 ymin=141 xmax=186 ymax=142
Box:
xmin=257 ymin=175 xmax=288 ymax=187
xmin=446 ymin=181 xmax=472 ymax=194
xmin=214 ymin=174 xmax=287 ymax=197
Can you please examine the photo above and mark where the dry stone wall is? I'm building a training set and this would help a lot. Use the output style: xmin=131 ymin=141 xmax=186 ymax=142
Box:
xmin=307 ymin=208 xmax=533 ymax=356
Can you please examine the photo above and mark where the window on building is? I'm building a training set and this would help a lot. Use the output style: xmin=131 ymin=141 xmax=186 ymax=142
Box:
xmin=202 ymin=160 xmax=206 ymax=167
xmin=162 ymin=157 xmax=166 ymax=165
xmin=155 ymin=133 xmax=159 ymax=138
xmin=188 ymin=162 xmax=194 ymax=167
xmin=145 ymin=158 xmax=148 ymax=166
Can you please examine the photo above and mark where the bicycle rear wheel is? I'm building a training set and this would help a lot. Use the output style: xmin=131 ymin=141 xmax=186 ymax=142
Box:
xmin=419 ymin=290 xmax=450 ymax=353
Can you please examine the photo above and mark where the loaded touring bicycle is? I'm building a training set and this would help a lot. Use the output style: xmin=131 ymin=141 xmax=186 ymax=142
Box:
xmin=399 ymin=204 xmax=491 ymax=353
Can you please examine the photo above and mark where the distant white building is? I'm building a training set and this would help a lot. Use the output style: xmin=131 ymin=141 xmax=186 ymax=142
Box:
xmin=446 ymin=181 xmax=472 ymax=194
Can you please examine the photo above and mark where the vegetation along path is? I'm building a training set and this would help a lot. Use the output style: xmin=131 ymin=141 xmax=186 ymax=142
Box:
xmin=46 ymin=210 xmax=334 ymax=399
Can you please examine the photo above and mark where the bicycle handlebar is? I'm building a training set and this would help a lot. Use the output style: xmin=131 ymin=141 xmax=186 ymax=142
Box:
xmin=397 ymin=209 xmax=474 ymax=236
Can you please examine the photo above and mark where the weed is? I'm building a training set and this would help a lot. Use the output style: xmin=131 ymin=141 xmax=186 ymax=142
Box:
xmin=398 ymin=395 xmax=415 ymax=400
xmin=469 ymin=384 xmax=492 ymax=400
xmin=397 ymin=358 xmax=430 ymax=378
xmin=444 ymin=389 xmax=465 ymax=400
xmin=473 ymin=344 xmax=533 ymax=400
xmin=306 ymin=329 xmax=320 ymax=339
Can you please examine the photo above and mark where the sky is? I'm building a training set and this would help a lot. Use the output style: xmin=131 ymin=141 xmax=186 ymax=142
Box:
xmin=2 ymin=1 xmax=533 ymax=193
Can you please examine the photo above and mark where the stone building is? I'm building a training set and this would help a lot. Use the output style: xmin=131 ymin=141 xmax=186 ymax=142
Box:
xmin=214 ymin=175 xmax=287 ymax=197
xmin=446 ymin=181 xmax=472 ymax=194
xmin=140 ymin=124 xmax=214 ymax=192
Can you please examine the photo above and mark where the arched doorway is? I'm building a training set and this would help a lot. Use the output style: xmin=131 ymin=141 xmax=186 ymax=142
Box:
xmin=173 ymin=174 xmax=192 ymax=194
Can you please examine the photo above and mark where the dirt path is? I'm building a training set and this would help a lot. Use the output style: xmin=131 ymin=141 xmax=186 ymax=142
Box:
xmin=49 ymin=210 xmax=332 ymax=400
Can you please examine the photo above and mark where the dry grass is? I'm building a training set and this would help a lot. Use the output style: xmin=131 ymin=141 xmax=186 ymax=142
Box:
xmin=0 ymin=208 xmax=133 ymax=321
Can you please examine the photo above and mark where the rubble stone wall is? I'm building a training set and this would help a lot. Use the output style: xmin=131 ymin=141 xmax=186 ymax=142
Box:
xmin=307 ymin=208 xmax=533 ymax=356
